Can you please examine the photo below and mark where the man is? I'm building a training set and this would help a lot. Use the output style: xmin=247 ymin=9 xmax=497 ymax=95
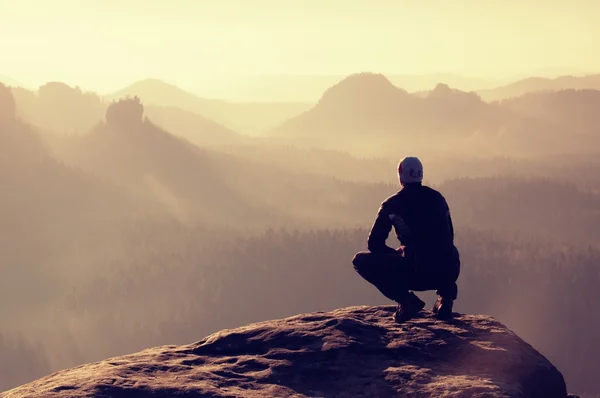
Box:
xmin=352 ymin=156 xmax=460 ymax=322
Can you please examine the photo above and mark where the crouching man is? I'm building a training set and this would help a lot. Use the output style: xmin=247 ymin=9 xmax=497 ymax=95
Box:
xmin=353 ymin=157 xmax=460 ymax=322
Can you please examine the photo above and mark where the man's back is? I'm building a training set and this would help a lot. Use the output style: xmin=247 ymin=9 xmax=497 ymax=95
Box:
xmin=368 ymin=183 xmax=458 ymax=271
xmin=354 ymin=156 xmax=459 ymax=322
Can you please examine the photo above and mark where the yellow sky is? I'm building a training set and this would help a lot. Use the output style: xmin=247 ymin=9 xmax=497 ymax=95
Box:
xmin=1 ymin=0 xmax=599 ymax=92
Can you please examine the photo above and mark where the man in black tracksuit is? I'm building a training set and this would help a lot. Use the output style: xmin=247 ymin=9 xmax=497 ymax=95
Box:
xmin=352 ymin=156 xmax=460 ymax=322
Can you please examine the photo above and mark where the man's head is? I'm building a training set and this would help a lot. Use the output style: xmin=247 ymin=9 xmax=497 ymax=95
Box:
xmin=398 ymin=156 xmax=423 ymax=186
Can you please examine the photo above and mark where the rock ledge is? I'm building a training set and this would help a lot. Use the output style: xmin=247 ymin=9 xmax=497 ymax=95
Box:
xmin=2 ymin=306 xmax=571 ymax=397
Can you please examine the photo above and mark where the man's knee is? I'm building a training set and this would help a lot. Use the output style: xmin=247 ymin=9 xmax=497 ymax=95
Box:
xmin=352 ymin=251 xmax=371 ymax=273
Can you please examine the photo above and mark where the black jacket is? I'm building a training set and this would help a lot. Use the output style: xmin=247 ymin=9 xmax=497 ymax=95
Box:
xmin=367 ymin=183 xmax=459 ymax=272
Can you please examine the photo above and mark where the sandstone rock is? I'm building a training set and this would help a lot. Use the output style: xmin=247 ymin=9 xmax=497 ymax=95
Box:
xmin=1 ymin=306 xmax=571 ymax=398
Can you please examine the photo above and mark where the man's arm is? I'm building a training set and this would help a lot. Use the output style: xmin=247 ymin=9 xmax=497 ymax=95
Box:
xmin=367 ymin=203 xmax=397 ymax=254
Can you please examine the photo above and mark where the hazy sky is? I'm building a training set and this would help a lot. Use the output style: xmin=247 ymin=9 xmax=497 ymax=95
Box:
xmin=1 ymin=0 xmax=599 ymax=92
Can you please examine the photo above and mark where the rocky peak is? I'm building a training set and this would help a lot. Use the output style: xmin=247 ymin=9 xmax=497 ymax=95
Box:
xmin=428 ymin=83 xmax=483 ymax=104
xmin=317 ymin=73 xmax=409 ymax=110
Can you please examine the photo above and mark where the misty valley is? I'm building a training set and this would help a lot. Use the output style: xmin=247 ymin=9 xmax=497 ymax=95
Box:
xmin=1 ymin=73 xmax=600 ymax=397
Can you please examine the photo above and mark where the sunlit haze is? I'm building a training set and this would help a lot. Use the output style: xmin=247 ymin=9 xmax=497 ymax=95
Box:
xmin=1 ymin=0 xmax=599 ymax=92
xmin=2 ymin=1 xmax=600 ymax=396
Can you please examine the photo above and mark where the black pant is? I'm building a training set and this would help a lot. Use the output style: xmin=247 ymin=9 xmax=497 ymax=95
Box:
xmin=352 ymin=251 xmax=458 ymax=303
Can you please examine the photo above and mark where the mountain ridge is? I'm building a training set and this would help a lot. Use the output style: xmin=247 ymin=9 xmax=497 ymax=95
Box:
xmin=269 ymin=73 xmax=584 ymax=157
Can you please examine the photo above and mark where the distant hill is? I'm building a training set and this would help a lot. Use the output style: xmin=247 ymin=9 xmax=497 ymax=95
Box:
xmin=270 ymin=73 xmax=583 ymax=157
xmin=55 ymin=97 xmax=265 ymax=227
xmin=10 ymin=82 xmax=244 ymax=149
xmin=106 ymin=79 xmax=311 ymax=134
xmin=53 ymin=97 xmax=391 ymax=230
xmin=478 ymin=74 xmax=600 ymax=101
xmin=5 ymin=83 xmax=396 ymax=230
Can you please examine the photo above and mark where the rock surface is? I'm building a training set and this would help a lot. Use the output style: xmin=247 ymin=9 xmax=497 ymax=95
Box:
xmin=2 ymin=306 xmax=571 ymax=398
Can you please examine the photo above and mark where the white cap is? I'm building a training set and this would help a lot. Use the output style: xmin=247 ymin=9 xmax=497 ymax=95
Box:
xmin=398 ymin=157 xmax=423 ymax=185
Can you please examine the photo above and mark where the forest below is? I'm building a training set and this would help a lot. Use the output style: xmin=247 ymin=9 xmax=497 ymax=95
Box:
xmin=1 ymin=74 xmax=600 ymax=397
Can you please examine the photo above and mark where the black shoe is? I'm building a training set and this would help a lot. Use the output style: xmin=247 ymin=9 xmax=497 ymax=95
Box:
xmin=432 ymin=296 xmax=453 ymax=320
xmin=393 ymin=292 xmax=425 ymax=323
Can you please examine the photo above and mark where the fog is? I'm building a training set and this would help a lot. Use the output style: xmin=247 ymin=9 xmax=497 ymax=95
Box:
xmin=2 ymin=3 xmax=600 ymax=397
xmin=2 ymin=72 xmax=600 ymax=396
